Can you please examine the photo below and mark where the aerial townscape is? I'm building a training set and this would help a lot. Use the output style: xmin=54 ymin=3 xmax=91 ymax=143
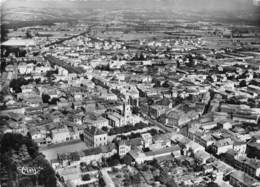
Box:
xmin=0 ymin=0 xmax=260 ymax=187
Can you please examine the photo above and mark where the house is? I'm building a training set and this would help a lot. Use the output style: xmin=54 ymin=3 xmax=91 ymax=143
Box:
xmin=74 ymin=92 xmax=83 ymax=101
xmin=34 ymin=66 xmax=50 ymax=74
xmin=229 ymin=170 xmax=260 ymax=187
xmin=149 ymin=133 xmax=172 ymax=151
xmin=129 ymin=140 xmax=180 ymax=164
xmin=145 ymin=145 xmax=181 ymax=160
xmin=30 ymin=129 xmax=46 ymax=142
xmin=194 ymin=150 xmax=212 ymax=164
xmin=165 ymin=109 xmax=191 ymax=128
xmin=141 ymin=133 xmax=153 ymax=148
xmin=5 ymin=64 xmax=14 ymax=72
xmin=18 ymin=63 xmax=35 ymax=74
xmin=129 ymin=149 xmax=147 ymax=164
xmin=84 ymin=126 xmax=107 ymax=147
xmin=0 ymin=125 xmax=12 ymax=134
xmin=21 ymin=84 xmax=35 ymax=94
xmin=47 ymin=89 xmax=60 ymax=99
xmin=101 ymin=143 xmax=117 ymax=158
xmin=10 ymin=123 xmax=28 ymax=136
xmin=236 ymin=156 xmax=260 ymax=178
xmin=69 ymin=126 xmax=82 ymax=140
xmin=106 ymin=112 xmax=124 ymax=127
xmin=100 ymin=92 xmax=118 ymax=101
xmin=203 ymin=164 xmax=214 ymax=174
xmin=83 ymin=114 xmax=109 ymax=129
xmin=188 ymin=128 xmax=214 ymax=148
xmin=30 ymin=127 xmax=51 ymax=146
xmin=127 ymin=137 xmax=143 ymax=148
xmin=57 ymin=151 xmax=81 ymax=167
xmin=247 ymin=141 xmax=260 ymax=159
xmin=185 ymin=140 xmax=205 ymax=155
xmin=149 ymin=105 xmax=167 ymax=119
xmin=52 ymin=143 xmax=117 ymax=169
xmin=212 ymin=138 xmax=233 ymax=155
xmin=200 ymin=121 xmax=218 ymax=131
xmin=118 ymin=140 xmax=131 ymax=157
xmin=232 ymin=113 xmax=259 ymax=125
xmin=80 ymin=144 xmax=116 ymax=164
xmin=17 ymin=63 xmax=28 ymax=74
xmin=199 ymin=134 xmax=215 ymax=148
xmin=219 ymin=120 xmax=233 ymax=130
xmin=57 ymin=99 xmax=71 ymax=109
xmin=248 ymin=85 xmax=260 ymax=94
xmin=51 ymin=126 xmax=71 ymax=144
xmin=233 ymin=141 xmax=247 ymax=155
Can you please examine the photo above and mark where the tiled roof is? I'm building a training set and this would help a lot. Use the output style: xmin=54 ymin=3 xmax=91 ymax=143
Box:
xmin=84 ymin=126 xmax=106 ymax=136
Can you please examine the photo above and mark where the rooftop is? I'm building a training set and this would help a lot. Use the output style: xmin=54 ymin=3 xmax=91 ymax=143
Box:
xmin=84 ymin=126 xmax=107 ymax=136
xmin=230 ymin=170 xmax=260 ymax=186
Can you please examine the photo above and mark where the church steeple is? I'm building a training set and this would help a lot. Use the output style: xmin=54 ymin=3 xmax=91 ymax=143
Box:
xmin=123 ymin=95 xmax=131 ymax=125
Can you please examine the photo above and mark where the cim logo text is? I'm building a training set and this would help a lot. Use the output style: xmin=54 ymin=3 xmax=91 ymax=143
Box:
xmin=17 ymin=167 xmax=42 ymax=176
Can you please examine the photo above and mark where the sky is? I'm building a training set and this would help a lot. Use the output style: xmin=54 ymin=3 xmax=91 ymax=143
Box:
xmin=2 ymin=0 xmax=258 ymax=8
xmin=0 ymin=0 xmax=7 ymax=5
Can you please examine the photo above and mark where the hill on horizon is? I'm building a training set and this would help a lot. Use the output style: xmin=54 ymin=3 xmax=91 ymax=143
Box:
xmin=1 ymin=0 xmax=259 ymax=25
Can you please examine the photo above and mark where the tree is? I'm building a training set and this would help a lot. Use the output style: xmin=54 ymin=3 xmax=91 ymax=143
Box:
xmin=0 ymin=133 xmax=56 ymax=187
xmin=19 ymin=144 xmax=31 ymax=162
xmin=107 ymin=155 xmax=121 ymax=166
xmin=110 ymin=159 xmax=120 ymax=166
xmin=0 ymin=59 xmax=7 ymax=73
xmin=162 ymin=81 xmax=170 ymax=88
xmin=46 ymin=70 xmax=58 ymax=78
xmin=26 ymin=30 xmax=32 ymax=38
xmin=147 ymin=98 xmax=154 ymax=105
xmin=131 ymin=173 xmax=141 ymax=185
xmin=27 ymin=132 xmax=32 ymax=139
xmin=1 ymin=24 xmax=9 ymax=43
xmin=166 ymin=179 xmax=178 ymax=187
xmin=19 ymin=177 xmax=34 ymax=187
xmin=81 ymin=106 xmax=86 ymax=113
xmin=49 ymin=98 xmax=59 ymax=105
xmin=101 ymin=126 xmax=108 ymax=132
xmin=148 ymin=129 xmax=159 ymax=136
xmin=35 ymin=78 xmax=41 ymax=84
xmin=24 ymin=138 xmax=38 ymax=158
xmin=42 ymin=94 xmax=50 ymax=103
xmin=132 ymin=106 xmax=139 ymax=114
xmin=142 ymin=165 xmax=149 ymax=171
xmin=239 ymin=80 xmax=247 ymax=87
xmin=82 ymin=174 xmax=90 ymax=181
xmin=99 ymin=177 xmax=106 ymax=187
xmin=32 ymin=155 xmax=56 ymax=187
xmin=122 ymin=154 xmax=133 ymax=165
xmin=9 ymin=78 xmax=29 ymax=93
xmin=207 ymin=182 xmax=220 ymax=187
xmin=1 ymin=133 xmax=24 ymax=152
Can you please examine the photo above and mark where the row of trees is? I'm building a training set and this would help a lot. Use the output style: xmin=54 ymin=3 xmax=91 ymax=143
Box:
xmin=108 ymin=122 xmax=149 ymax=135
xmin=118 ymin=128 xmax=161 ymax=140
xmin=101 ymin=153 xmax=134 ymax=167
